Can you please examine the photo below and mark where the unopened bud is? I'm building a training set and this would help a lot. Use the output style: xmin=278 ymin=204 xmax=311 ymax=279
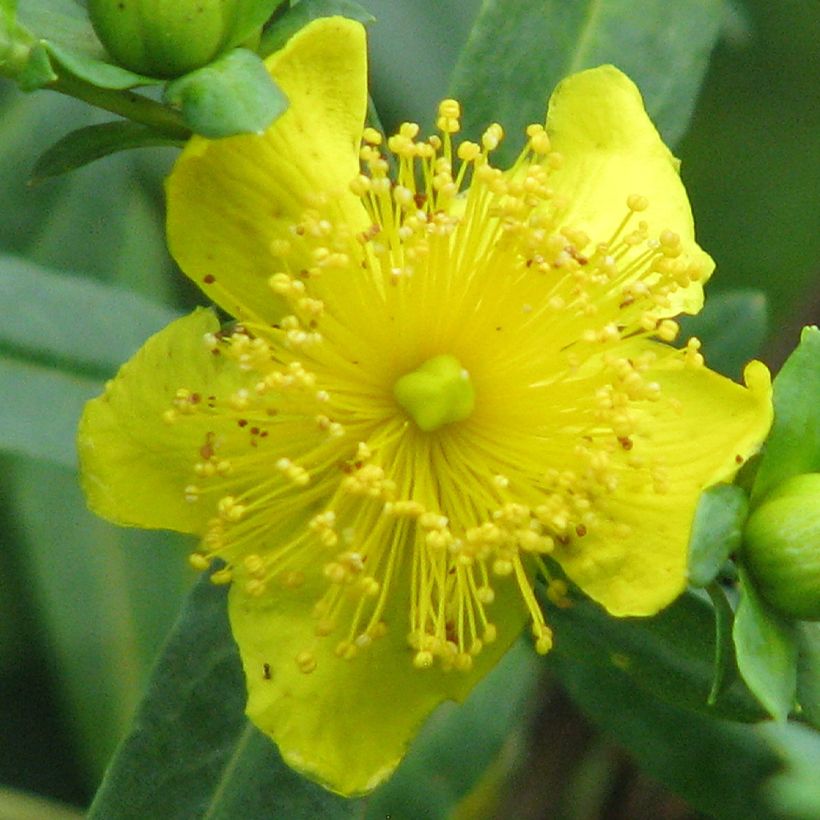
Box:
xmin=743 ymin=473 xmax=820 ymax=621
xmin=88 ymin=0 xmax=260 ymax=77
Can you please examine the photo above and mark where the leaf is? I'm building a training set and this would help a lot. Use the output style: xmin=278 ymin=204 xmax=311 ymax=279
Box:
xmin=226 ymin=0 xmax=289 ymax=50
xmin=733 ymin=567 xmax=798 ymax=721
xmin=164 ymin=47 xmax=287 ymax=138
xmin=365 ymin=639 xmax=541 ymax=818
xmin=0 ymin=254 xmax=179 ymax=377
xmin=9 ymin=459 xmax=192 ymax=782
xmin=555 ymin=649 xmax=781 ymax=820
xmin=752 ymin=326 xmax=820 ymax=503
xmin=258 ymin=0 xmax=375 ymax=57
xmin=31 ymin=121 xmax=181 ymax=182
xmin=0 ymin=356 xmax=99 ymax=467
xmin=797 ymin=622 xmax=820 ymax=730
xmin=705 ymin=582 xmax=738 ymax=707
xmin=688 ymin=483 xmax=749 ymax=587
xmin=678 ymin=289 xmax=769 ymax=380
xmin=451 ymin=0 xmax=725 ymax=164
xmin=0 ymin=90 xmax=178 ymax=301
xmin=88 ymin=575 xmax=361 ymax=819
xmin=545 ymin=588 xmax=763 ymax=721
xmin=759 ymin=722 xmax=820 ymax=820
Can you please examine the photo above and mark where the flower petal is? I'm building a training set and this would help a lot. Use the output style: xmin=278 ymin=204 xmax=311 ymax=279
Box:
xmin=229 ymin=560 xmax=527 ymax=796
xmin=546 ymin=65 xmax=713 ymax=315
xmin=166 ymin=17 xmax=369 ymax=323
xmin=78 ymin=309 xmax=244 ymax=533
xmin=556 ymin=356 xmax=772 ymax=616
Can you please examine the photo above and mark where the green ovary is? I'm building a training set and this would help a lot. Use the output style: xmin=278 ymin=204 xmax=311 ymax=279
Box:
xmin=393 ymin=355 xmax=475 ymax=432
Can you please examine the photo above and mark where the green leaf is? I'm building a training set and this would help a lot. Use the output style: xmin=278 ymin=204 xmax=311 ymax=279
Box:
xmin=164 ymin=47 xmax=287 ymax=138
xmin=555 ymin=649 xmax=781 ymax=820
xmin=0 ymin=254 xmax=179 ymax=377
xmin=88 ymin=576 xmax=361 ymax=819
xmin=705 ymin=582 xmax=738 ymax=706
xmin=752 ymin=326 xmax=820 ymax=503
xmin=0 ymin=356 xmax=99 ymax=467
xmin=797 ymin=622 xmax=820 ymax=730
xmin=366 ymin=639 xmax=541 ymax=818
xmin=688 ymin=483 xmax=749 ymax=587
xmin=259 ymin=0 xmax=374 ymax=57
xmin=759 ymin=721 xmax=820 ymax=820
xmin=226 ymin=0 xmax=289 ymax=50
xmin=31 ymin=121 xmax=180 ymax=182
xmin=9 ymin=458 xmax=191 ymax=782
xmin=733 ymin=567 xmax=798 ymax=721
xmin=0 ymin=89 xmax=178 ymax=301
xmin=678 ymin=289 xmax=769 ymax=380
xmin=545 ymin=588 xmax=763 ymax=721
xmin=451 ymin=0 xmax=725 ymax=164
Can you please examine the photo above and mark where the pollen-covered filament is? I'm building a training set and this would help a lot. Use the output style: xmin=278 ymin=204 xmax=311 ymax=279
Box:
xmin=174 ymin=97 xmax=709 ymax=674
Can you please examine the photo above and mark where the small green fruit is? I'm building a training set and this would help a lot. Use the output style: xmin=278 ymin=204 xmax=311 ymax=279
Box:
xmin=744 ymin=473 xmax=820 ymax=621
xmin=89 ymin=0 xmax=243 ymax=77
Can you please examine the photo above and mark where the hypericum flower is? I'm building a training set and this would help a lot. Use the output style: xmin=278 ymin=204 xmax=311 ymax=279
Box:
xmin=79 ymin=17 xmax=773 ymax=795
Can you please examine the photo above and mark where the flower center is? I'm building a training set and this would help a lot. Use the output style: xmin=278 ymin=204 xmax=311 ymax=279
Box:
xmin=393 ymin=354 xmax=475 ymax=432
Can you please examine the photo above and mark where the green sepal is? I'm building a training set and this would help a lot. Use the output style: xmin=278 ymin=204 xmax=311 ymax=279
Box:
xmin=16 ymin=39 xmax=55 ymax=89
xmin=16 ymin=0 xmax=157 ymax=89
xmin=43 ymin=38 xmax=157 ymax=89
xmin=31 ymin=121 xmax=181 ymax=183
xmin=259 ymin=0 xmax=374 ymax=57
xmin=752 ymin=326 xmax=820 ymax=504
xmin=164 ymin=48 xmax=287 ymax=138
xmin=733 ymin=567 xmax=798 ymax=721
xmin=688 ymin=483 xmax=749 ymax=587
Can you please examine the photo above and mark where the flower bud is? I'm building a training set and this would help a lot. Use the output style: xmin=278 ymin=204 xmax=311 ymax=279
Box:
xmin=88 ymin=0 xmax=252 ymax=77
xmin=743 ymin=473 xmax=820 ymax=621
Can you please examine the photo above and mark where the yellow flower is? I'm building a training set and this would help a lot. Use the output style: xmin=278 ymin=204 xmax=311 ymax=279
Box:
xmin=78 ymin=17 xmax=773 ymax=796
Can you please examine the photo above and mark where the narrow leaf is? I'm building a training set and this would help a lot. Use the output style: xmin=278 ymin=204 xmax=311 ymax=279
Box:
xmin=0 ymin=254 xmax=178 ymax=377
xmin=226 ymin=0 xmax=289 ymax=50
xmin=678 ymin=289 xmax=769 ymax=380
xmin=365 ymin=639 xmax=541 ymax=818
xmin=0 ymin=356 xmax=100 ymax=467
xmin=10 ymin=459 xmax=191 ymax=781
xmin=688 ymin=483 xmax=749 ymax=587
xmin=752 ymin=326 xmax=820 ymax=503
xmin=705 ymin=582 xmax=738 ymax=706
xmin=733 ymin=568 xmax=798 ymax=721
xmin=88 ymin=576 xmax=360 ymax=819
xmin=759 ymin=722 xmax=820 ymax=820
xmin=797 ymin=622 xmax=820 ymax=730
xmin=258 ymin=0 xmax=374 ymax=57
xmin=451 ymin=0 xmax=725 ymax=164
xmin=164 ymin=48 xmax=287 ymax=138
xmin=545 ymin=588 xmax=763 ymax=722
xmin=556 ymin=651 xmax=781 ymax=820
xmin=31 ymin=121 xmax=180 ymax=182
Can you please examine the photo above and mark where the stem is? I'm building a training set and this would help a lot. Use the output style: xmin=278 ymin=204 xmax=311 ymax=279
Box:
xmin=50 ymin=73 xmax=190 ymax=140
